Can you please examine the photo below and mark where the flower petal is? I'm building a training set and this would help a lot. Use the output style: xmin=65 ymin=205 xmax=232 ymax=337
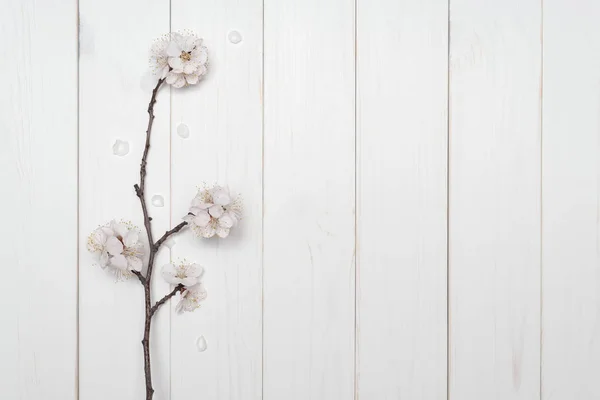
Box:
xmin=228 ymin=211 xmax=239 ymax=226
xmin=201 ymin=225 xmax=216 ymax=238
xmin=192 ymin=46 xmax=208 ymax=64
xmin=87 ymin=229 xmax=106 ymax=252
xmin=208 ymin=205 xmax=224 ymax=218
xmin=191 ymin=197 xmax=212 ymax=209
xmin=175 ymin=299 xmax=184 ymax=314
xmin=166 ymin=72 xmax=179 ymax=85
xmin=195 ymin=64 xmax=208 ymax=77
xmin=106 ymin=236 xmax=124 ymax=256
xmin=123 ymin=231 xmax=139 ymax=247
xmin=99 ymin=251 xmax=109 ymax=268
xmin=193 ymin=211 xmax=211 ymax=227
xmin=101 ymin=227 xmax=114 ymax=237
xmin=181 ymin=276 xmax=199 ymax=287
xmin=187 ymin=263 xmax=204 ymax=278
xmin=150 ymin=39 xmax=168 ymax=55
xmin=185 ymin=73 xmax=199 ymax=85
xmin=183 ymin=63 xmax=197 ymax=75
xmin=127 ymin=256 xmax=143 ymax=271
xmin=110 ymin=254 xmax=128 ymax=270
xmin=216 ymin=226 xmax=230 ymax=238
xmin=173 ymin=76 xmax=186 ymax=88
xmin=112 ymin=222 xmax=129 ymax=238
xmin=212 ymin=189 xmax=231 ymax=206
xmin=191 ymin=282 xmax=208 ymax=300
xmin=166 ymin=40 xmax=181 ymax=57
xmin=168 ymin=57 xmax=184 ymax=73
xmin=161 ymin=263 xmax=181 ymax=284
xmin=160 ymin=65 xmax=170 ymax=79
xmin=184 ymin=36 xmax=201 ymax=52
xmin=189 ymin=207 xmax=204 ymax=215
xmin=218 ymin=214 xmax=234 ymax=228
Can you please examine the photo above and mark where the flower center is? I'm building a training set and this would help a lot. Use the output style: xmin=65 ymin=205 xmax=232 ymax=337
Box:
xmin=180 ymin=51 xmax=191 ymax=62
xmin=176 ymin=266 xmax=187 ymax=279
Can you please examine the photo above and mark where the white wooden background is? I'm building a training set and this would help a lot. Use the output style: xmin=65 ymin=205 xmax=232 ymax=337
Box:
xmin=1 ymin=0 xmax=599 ymax=399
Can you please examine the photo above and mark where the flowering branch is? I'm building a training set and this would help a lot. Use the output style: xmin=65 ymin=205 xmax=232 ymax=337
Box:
xmin=86 ymin=31 xmax=242 ymax=400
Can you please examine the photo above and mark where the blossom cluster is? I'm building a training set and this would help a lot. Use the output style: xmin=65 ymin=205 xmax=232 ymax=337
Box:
xmin=150 ymin=30 xmax=208 ymax=88
xmin=87 ymin=220 xmax=144 ymax=281
xmin=87 ymin=187 xmax=241 ymax=313
xmin=162 ymin=261 xmax=207 ymax=313
xmin=184 ymin=185 xmax=242 ymax=238
xmin=87 ymin=32 xmax=244 ymax=318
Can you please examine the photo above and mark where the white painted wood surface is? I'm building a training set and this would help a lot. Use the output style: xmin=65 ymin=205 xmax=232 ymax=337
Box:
xmin=170 ymin=0 xmax=263 ymax=399
xmin=356 ymin=0 xmax=448 ymax=398
xmin=542 ymin=1 xmax=600 ymax=398
xmin=3 ymin=1 xmax=600 ymax=399
xmin=262 ymin=0 xmax=355 ymax=398
xmin=0 ymin=1 xmax=77 ymax=399
xmin=449 ymin=0 xmax=541 ymax=398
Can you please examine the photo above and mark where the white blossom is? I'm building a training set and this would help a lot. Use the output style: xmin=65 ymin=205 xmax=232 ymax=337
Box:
xmin=87 ymin=220 xmax=144 ymax=281
xmin=183 ymin=185 xmax=242 ymax=238
xmin=150 ymin=31 xmax=208 ymax=89
xmin=149 ymin=34 xmax=171 ymax=78
xmin=176 ymin=282 xmax=207 ymax=314
xmin=162 ymin=261 xmax=203 ymax=287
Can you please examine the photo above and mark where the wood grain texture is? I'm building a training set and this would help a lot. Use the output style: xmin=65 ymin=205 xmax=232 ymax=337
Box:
xmin=0 ymin=1 xmax=77 ymax=398
xmin=78 ymin=1 xmax=171 ymax=398
xmin=10 ymin=2 xmax=600 ymax=398
xmin=262 ymin=0 xmax=355 ymax=399
xmin=169 ymin=1 xmax=263 ymax=399
xmin=542 ymin=1 xmax=600 ymax=398
xmin=449 ymin=0 xmax=541 ymax=398
xmin=356 ymin=0 xmax=448 ymax=398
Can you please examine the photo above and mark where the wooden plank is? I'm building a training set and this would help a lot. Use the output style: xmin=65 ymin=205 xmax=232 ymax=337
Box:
xmin=0 ymin=1 xmax=78 ymax=398
xmin=356 ymin=0 xmax=448 ymax=398
xmin=78 ymin=1 xmax=171 ymax=399
xmin=262 ymin=0 xmax=355 ymax=398
xmin=449 ymin=0 xmax=541 ymax=398
xmin=169 ymin=1 xmax=263 ymax=399
xmin=542 ymin=1 xmax=600 ymax=398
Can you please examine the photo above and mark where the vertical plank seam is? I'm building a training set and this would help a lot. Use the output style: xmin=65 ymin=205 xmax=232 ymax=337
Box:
xmin=353 ymin=0 xmax=358 ymax=397
xmin=168 ymin=1 xmax=173 ymax=399
xmin=539 ymin=0 xmax=544 ymax=398
xmin=446 ymin=0 xmax=451 ymax=398
xmin=261 ymin=0 xmax=266 ymax=398
xmin=76 ymin=0 xmax=81 ymax=397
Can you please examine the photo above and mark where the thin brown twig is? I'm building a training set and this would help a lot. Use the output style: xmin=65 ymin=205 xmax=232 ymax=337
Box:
xmin=150 ymin=284 xmax=184 ymax=317
xmin=132 ymin=270 xmax=146 ymax=285
xmin=135 ymin=77 xmax=165 ymax=400
xmin=134 ymin=77 xmax=166 ymax=256
xmin=155 ymin=221 xmax=188 ymax=248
